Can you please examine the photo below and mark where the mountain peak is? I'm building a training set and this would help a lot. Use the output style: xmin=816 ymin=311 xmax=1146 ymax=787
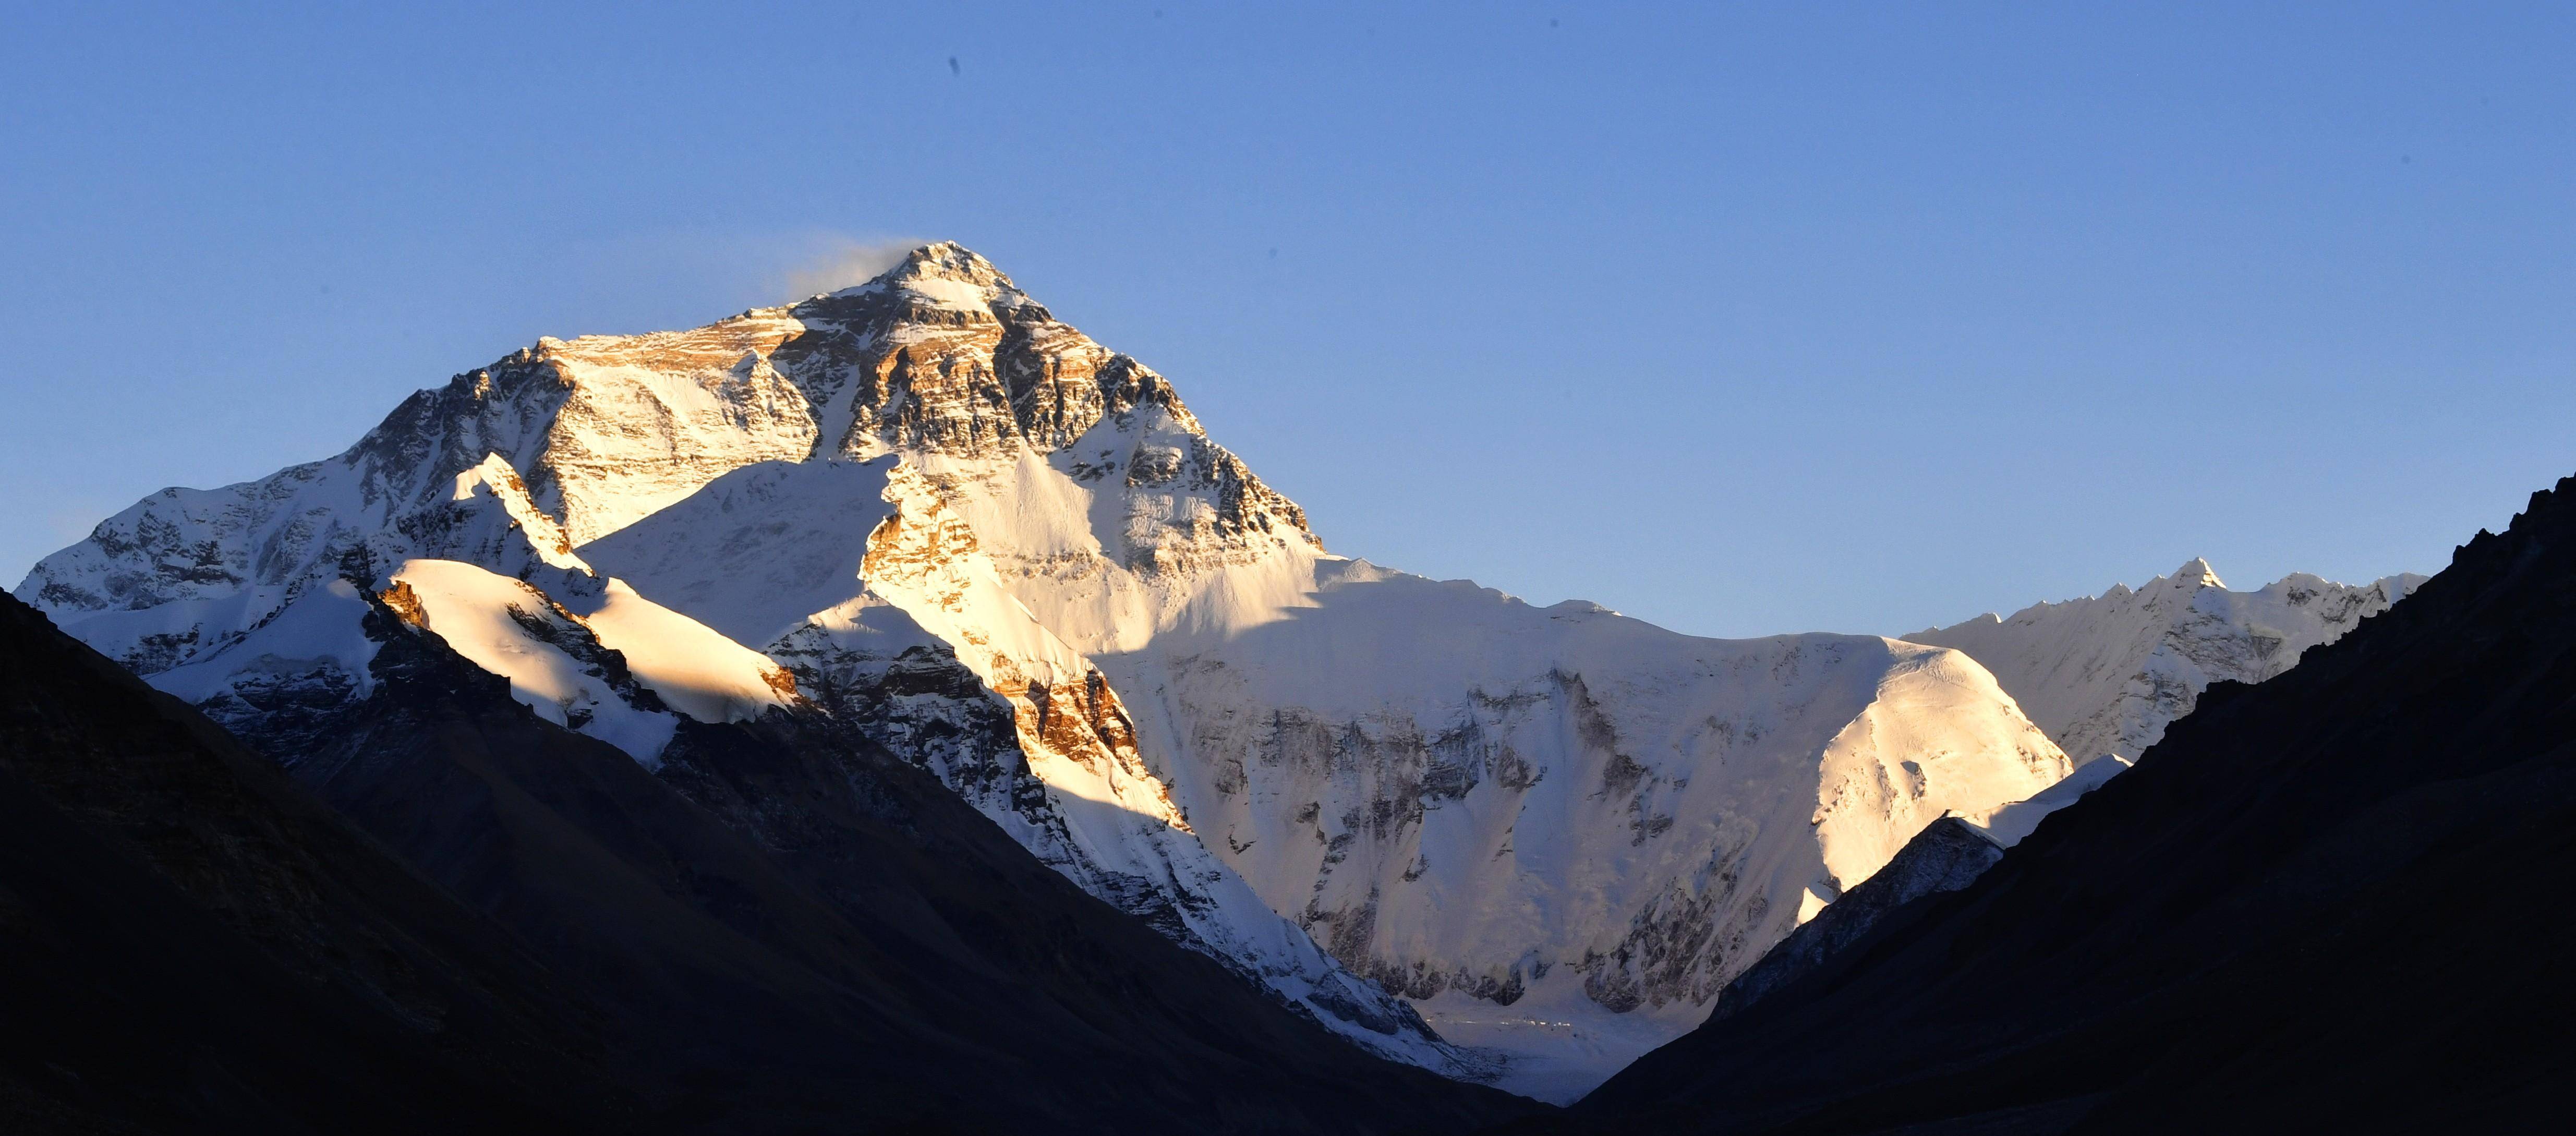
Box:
xmin=2171 ymin=557 xmax=2224 ymax=589
xmin=894 ymin=239 xmax=1004 ymax=282
xmin=843 ymin=239 xmax=1005 ymax=292
xmin=824 ymin=240 xmax=1038 ymax=317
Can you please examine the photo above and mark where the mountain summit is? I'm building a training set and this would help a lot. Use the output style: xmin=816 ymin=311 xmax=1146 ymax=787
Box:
xmin=22 ymin=244 xmax=2070 ymax=1101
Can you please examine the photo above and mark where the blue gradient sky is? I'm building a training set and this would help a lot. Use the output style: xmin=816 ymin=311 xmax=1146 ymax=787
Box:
xmin=4 ymin=2 xmax=2570 ymax=637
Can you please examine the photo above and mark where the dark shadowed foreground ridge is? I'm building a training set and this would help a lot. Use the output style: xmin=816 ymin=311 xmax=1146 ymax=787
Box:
xmin=0 ymin=588 xmax=1537 ymax=1134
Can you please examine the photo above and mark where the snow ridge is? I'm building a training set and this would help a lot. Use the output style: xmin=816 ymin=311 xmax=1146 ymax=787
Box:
xmin=1907 ymin=559 xmax=2427 ymax=769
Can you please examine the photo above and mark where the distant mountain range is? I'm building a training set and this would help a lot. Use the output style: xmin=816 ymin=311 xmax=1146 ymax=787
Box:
xmin=1908 ymin=558 xmax=2424 ymax=768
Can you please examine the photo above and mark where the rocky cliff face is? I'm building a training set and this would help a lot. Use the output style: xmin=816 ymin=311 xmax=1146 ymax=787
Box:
xmin=21 ymin=243 xmax=2069 ymax=1100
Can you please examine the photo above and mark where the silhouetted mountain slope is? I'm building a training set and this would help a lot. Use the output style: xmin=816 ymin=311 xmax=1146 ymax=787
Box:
xmin=0 ymin=591 xmax=641 ymax=1135
xmin=1564 ymin=477 xmax=2576 ymax=1134
xmin=1 ymin=583 xmax=1537 ymax=1133
xmin=1702 ymin=818 xmax=2002 ymax=1028
xmin=229 ymin=589 xmax=1540 ymax=1133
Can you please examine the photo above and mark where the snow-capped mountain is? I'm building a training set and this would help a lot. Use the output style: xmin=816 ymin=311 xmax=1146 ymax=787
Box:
xmin=20 ymin=243 xmax=2070 ymax=1101
xmin=1907 ymin=559 xmax=2425 ymax=770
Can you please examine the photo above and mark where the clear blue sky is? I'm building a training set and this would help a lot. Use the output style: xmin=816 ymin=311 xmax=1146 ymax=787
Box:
xmin=5 ymin=2 xmax=2570 ymax=638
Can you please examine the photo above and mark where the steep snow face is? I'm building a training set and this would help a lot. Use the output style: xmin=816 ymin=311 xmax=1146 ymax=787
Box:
xmin=1102 ymin=561 xmax=2064 ymax=1000
xmin=1907 ymin=559 xmax=2427 ymax=768
xmin=21 ymin=242 xmax=2070 ymax=1099
xmin=580 ymin=456 xmax=1483 ymax=1076
xmin=584 ymin=451 xmax=2064 ymax=1099
xmin=1093 ymin=563 xmax=2064 ymax=1102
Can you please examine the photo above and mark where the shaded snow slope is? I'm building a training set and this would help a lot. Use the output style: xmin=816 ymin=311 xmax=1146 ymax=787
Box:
xmin=148 ymin=578 xmax=385 ymax=716
xmin=22 ymin=242 xmax=2069 ymax=1098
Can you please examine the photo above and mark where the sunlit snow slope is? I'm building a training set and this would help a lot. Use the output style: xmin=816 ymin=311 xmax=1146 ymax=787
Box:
xmin=21 ymin=244 xmax=2070 ymax=1101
